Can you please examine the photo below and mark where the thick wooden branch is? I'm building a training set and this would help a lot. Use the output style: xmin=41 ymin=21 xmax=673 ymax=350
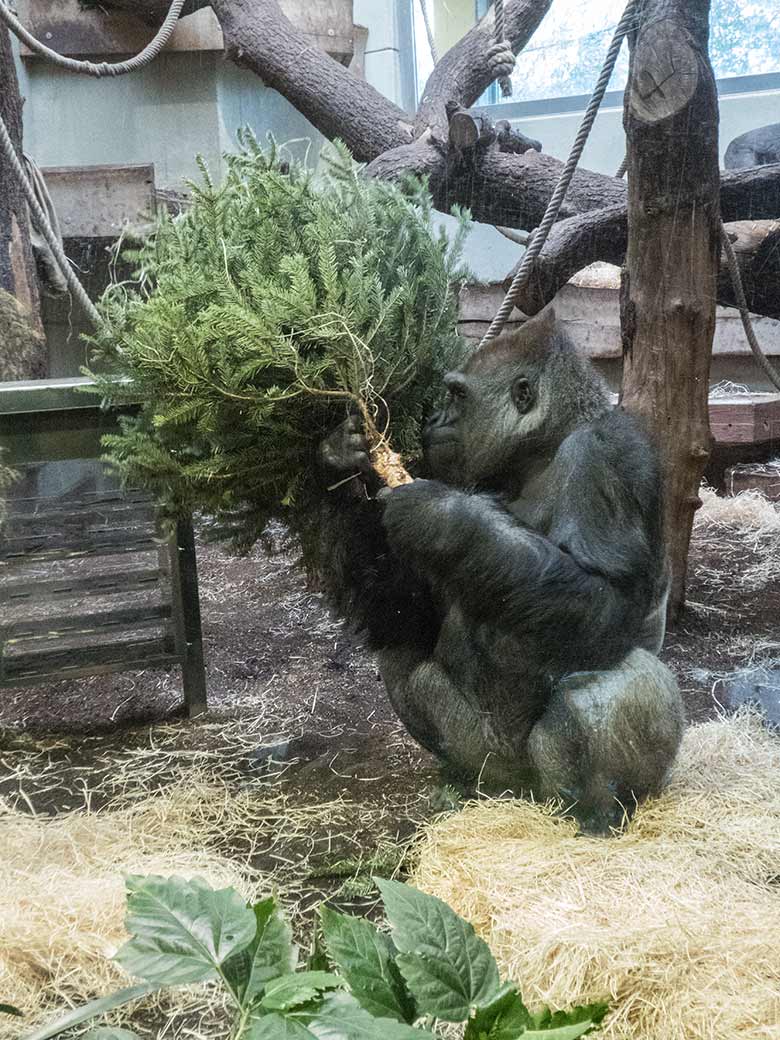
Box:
xmin=718 ymin=220 xmax=780 ymax=318
xmin=414 ymin=0 xmax=553 ymax=139
xmin=367 ymin=129 xmax=627 ymax=228
xmin=98 ymin=2 xmax=780 ymax=245
xmin=107 ymin=0 xmax=413 ymax=162
xmin=503 ymin=164 xmax=780 ymax=316
xmin=620 ymin=0 xmax=720 ymax=620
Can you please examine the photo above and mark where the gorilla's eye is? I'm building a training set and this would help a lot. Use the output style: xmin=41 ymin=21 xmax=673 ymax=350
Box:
xmin=512 ymin=376 xmax=534 ymax=414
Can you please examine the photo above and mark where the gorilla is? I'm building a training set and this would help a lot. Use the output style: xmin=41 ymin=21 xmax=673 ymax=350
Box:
xmin=318 ymin=307 xmax=684 ymax=833
xmin=725 ymin=122 xmax=780 ymax=170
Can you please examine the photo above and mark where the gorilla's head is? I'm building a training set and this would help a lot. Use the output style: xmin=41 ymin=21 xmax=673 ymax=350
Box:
xmin=423 ymin=306 xmax=610 ymax=487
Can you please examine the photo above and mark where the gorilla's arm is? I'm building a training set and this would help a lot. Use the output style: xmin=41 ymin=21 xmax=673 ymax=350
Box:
xmin=314 ymin=418 xmax=439 ymax=653
xmin=381 ymin=417 xmax=660 ymax=657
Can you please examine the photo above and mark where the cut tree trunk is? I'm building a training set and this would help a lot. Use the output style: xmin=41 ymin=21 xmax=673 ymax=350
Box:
xmin=619 ymin=0 xmax=721 ymax=621
xmin=0 ymin=25 xmax=45 ymax=379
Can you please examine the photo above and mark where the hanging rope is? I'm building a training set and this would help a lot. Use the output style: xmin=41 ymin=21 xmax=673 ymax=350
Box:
xmin=417 ymin=0 xmax=439 ymax=67
xmin=720 ymin=227 xmax=780 ymax=392
xmin=0 ymin=109 xmax=102 ymax=326
xmin=615 ymin=154 xmax=628 ymax=179
xmin=480 ymin=0 xmax=639 ymax=345
xmin=493 ymin=0 xmax=514 ymax=97
xmin=0 ymin=0 xmax=185 ymax=77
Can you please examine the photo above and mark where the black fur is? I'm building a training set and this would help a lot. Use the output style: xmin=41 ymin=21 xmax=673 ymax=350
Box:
xmin=316 ymin=307 xmax=684 ymax=833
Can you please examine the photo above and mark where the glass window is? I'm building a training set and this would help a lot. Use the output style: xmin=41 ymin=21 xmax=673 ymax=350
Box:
xmin=415 ymin=0 xmax=780 ymax=106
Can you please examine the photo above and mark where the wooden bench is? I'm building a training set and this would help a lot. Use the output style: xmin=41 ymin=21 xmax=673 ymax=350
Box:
xmin=0 ymin=378 xmax=207 ymax=715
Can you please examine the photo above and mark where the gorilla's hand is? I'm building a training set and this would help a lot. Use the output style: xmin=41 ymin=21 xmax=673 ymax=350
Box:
xmin=319 ymin=414 xmax=372 ymax=478
xmin=379 ymin=479 xmax=466 ymax=564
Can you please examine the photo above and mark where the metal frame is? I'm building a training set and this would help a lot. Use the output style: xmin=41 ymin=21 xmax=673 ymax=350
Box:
xmin=0 ymin=377 xmax=207 ymax=716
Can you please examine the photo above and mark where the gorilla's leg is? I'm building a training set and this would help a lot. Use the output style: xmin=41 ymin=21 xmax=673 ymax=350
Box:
xmin=527 ymin=649 xmax=684 ymax=834
xmin=379 ymin=648 xmax=508 ymax=782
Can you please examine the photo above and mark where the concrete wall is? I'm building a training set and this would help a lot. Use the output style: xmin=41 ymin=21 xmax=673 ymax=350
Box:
xmin=13 ymin=2 xmax=410 ymax=190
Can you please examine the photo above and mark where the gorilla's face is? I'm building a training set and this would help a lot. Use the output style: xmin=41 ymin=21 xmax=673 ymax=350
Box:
xmin=422 ymin=362 xmax=539 ymax=487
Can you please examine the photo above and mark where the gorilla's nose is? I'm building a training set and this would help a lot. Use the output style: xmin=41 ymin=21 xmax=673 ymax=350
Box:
xmin=424 ymin=409 xmax=447 ymax=431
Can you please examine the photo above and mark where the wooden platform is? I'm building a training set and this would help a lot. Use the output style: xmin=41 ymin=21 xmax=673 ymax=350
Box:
xmin=709 ymin=394 xmax=780 ymax=446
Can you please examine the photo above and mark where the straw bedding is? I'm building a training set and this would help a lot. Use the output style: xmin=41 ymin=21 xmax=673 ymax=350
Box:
xmin=413 ymin=712 xmax=780 ymax=1039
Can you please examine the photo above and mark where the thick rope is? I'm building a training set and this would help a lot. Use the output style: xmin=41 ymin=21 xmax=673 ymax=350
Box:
xmin=615 ymin=154 xmax=628 ymax=178
xmin=720 ymin=226 xmax=780 ymax=392
xmin=0 ymin=0 xmax=185 ymax=77
xmin=493 ymin=0 xmax=513 ymax=98
xmin=417 ymin=0 xmax=439 ymax=67
xmin=480 ymin=0 xmax=639 ymax=345
xmin=0 ymin=109 xmax=102 ymax=325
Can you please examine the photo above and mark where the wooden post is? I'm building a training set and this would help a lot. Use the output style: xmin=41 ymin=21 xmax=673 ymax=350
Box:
xmin=169 ymin=517 xmax=208 ymax=717
xmin=620 ymin=0 xmax=720 ymax=621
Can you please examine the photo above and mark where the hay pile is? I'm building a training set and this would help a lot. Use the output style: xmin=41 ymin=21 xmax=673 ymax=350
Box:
xmin=0 ymin=781 xmax=260 ymax=1036
xmin=413 ymin=712 xmax=780 ymax=1040
xmin=0 ymin=752 xmax=352 ymax=1038
xmin=693 ymin=487 xmax=780 ymax=593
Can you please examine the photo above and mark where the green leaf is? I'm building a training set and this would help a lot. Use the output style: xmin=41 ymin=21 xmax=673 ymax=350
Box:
xmin=292 ymin=992 xmax=429 ymax=1039
xmin=114 ymin=875 xmax=256 ymax=985
xmin=260 ymin=971 xmax=343 ymax=1012
xmin=222 ymin=897 xmax=297 ymax=1005
xmin=464 ymin=984 xmax=532 ymax=1040
xmin=19 ymin=985 xmax=157 ymax=1040
xmin=522 ymin=1026 xmax=599 ymax=1040
xmin=246 ymin=1015 xmax=314 ymax=1039
xmin=84 ymin=1030 xmax=141 ymax=1040
xmin=376 ymin=878 xmax=500 ymax=1022
xmin=0 ymin=1004 xmax=22 ymax=1017
xmin=319 ymin=905 xmax=416 ymax=1023
xmin=528 ymin=1003 xmax=609 ymax=1037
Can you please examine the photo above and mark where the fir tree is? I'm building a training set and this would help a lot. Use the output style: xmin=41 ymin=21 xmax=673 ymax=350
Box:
xmin=89 ymin=137 xmax=470 ymax=558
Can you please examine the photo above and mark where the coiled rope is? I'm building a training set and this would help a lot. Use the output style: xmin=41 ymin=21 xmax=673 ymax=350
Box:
xmin=0 ymin=110 xmax=102 ymax=325
xmin=0 ymin=0 xmax=185 ymax=77
xmin=480 ymin=0 xmax=639 ymax=344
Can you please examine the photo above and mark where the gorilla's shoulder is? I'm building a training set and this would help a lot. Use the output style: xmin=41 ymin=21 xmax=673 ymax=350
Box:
xmin=557 ymin=407 xmax=661 ymax=497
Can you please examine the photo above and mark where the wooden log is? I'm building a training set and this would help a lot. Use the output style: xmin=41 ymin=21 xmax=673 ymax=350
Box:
xmin=620 ymin=0 xmax=721 ymax=621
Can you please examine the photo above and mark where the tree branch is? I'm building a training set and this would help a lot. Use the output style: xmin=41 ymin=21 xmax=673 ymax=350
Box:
xmin=414 ymin=0 xmax=553 ymax=139
xmin=503 ymin=165 xmax=780 ymax=317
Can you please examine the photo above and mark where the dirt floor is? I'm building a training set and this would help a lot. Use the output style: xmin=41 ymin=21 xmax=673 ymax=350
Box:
xmin=1 ymin=488 xmax=779 ymax=1034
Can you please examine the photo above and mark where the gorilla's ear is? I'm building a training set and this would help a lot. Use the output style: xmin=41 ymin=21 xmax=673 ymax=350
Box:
xmin=515 ymin=305 xmax=557 ymax=362
xmin=512 ymin=375 xmax=535 ymax=414
xmin=527 ymin=304 xmax=557 ymax=337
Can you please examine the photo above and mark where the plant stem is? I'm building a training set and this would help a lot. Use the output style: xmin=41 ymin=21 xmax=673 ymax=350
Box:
xmin=357 ymin=399 xmax=413 ymax=488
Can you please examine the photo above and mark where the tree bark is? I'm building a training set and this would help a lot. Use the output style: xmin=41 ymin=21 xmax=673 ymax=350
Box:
xmin=619 ymin=0 xmax=720 ymax=621
xmin=0 ymin=25 xmax=45 ymax=379
xmin=503 ymin=212 xmax=780 ymax=321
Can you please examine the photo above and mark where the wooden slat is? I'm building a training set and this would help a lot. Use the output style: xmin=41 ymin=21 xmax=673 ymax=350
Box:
xmin=6 ymin=489 xmax=151 ymax=510
xmin=1 ymin=637 xmax=178 ymax=685
xmin=0 ymin=568 xmax=164 ymax=604
xmin=0 ymin=531 xmax=159 ymax=563
xmin=1 ymin=604 xmax=171 ymax=642
xmin=5 ymin=503 xmax=155 ymax=530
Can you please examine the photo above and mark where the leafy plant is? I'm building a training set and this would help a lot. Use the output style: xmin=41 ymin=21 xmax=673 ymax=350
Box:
xmin=88 ymin=137 xmax=469 ymax=558
xmin=23 ymin=875 xmax=607 ymax=1040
